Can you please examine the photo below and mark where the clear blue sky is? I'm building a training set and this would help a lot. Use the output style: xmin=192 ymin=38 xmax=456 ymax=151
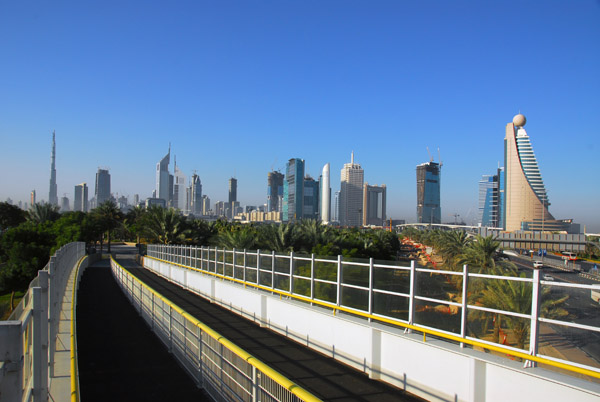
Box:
xmin=1 ymin=1 xmax=599 ymax=231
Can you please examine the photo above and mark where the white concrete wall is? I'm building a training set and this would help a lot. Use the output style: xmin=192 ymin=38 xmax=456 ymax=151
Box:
xmin=143 ymin=258 xmax=600 ymax=402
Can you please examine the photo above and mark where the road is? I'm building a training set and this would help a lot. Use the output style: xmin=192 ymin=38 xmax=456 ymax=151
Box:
xmin=508 ymin=255 xmax=600 ymax=367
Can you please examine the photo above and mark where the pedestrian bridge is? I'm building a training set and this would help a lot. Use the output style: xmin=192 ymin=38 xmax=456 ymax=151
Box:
xmin=2 ymin=243 xmax=600 ymax=401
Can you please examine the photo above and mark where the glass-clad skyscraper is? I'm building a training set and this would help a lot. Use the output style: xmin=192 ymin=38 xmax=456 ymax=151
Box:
xmin=95 ymin=168 xmax=111 ymax=205
xmin=416 ymin=161 xmax=441 ymax=224
xmin=156 ymin=146 xmax=171 ymax=204
xmin=283 ymin=158 xmax=304 ymax=222
xmin=267 ymin=171 xmax=284 ymax=212
xmin=303 ymin=176 xmax=320 ymax=220
xmin=478 ymin=173 xmax=500 ymax=227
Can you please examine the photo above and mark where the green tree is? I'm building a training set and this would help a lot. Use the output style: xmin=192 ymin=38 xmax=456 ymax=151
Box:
xmin=125 ymin=206 xmax=147 ymax=243
xmin=461 ymin=235 xmax=500 ymax=272
xmin=216 ymin=226 xmax=257 ymax=249
xmin=0 ymin=202 xmax=26 ymax=231
xmin=28 ymin=203 xmax=60 ymax=224
xmin=0 ymin=223 xmax=55 ymax=293
xmin=143 ymin=206 xmax=189 ymax=244
xmin=478 ymin=266 xmax=568 ymax=350
xmin=93 ymin=201 xmax=123 ymax=253
xmin=258 ymin=223 xmax=298 ymax=252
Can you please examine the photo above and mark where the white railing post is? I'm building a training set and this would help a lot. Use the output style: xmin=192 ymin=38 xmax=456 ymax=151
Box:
xmin=310 ymin=254 xmax=315 ymax=300
xmin=526 ymin=269 xmax=541 ymax=368
xmin=38 ymin=270 xmax=49 ymax=397
xmin=368 ymin=258 xmax=374 ymax=319
xmin=32 ymin=286 xmax=43 ymax=402
xmin=232 ymin=248 xmax=237 ymax=279
xmin=271 ymin=251 xmax=276 ymax=291
xmin=336 ymin=255 xmax=342 ymax=307
xmin=251 ymin=366 xmax=258 ymax=402
xmin=48 ymin=256 xmax=57 ymax=377
xmin=406 ymin=260 xmax=416 ymax=333
xmin=289 ymin=251 xmax=295 ymax=294
xmin=460 ymin=264 xmax=468 ymax=347
xmin=256 ymin=250 xmax=261 ymax=285
xmin=243 ymin=249 xmax=247 ymax=282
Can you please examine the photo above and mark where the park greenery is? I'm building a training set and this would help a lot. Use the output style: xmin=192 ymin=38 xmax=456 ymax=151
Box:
xmin=0 ymin=201 xmax=571 ymax=351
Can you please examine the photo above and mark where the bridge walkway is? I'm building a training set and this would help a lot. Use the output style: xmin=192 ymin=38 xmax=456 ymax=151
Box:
xmin=77 ymin=253 xmax=423 ymax=401
xmin=76 ymin=258 xmax=210 ymax=401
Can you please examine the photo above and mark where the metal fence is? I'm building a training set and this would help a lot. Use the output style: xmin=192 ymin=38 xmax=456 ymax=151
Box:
xmin=110 ymin=257 xmax=321 ymax=402
xmin=0 ymin=242 xmax=85 ymax=402
xmin=147 ymin=244 xmax=600 ymax=380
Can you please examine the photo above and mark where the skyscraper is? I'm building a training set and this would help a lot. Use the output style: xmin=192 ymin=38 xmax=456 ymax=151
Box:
xmin=320 ymin=163 xmax=331 ymax=223
xmin=60 ymin=196 xmax=70 ymax=212
xmin=477 ymin=168 xmax=504 ymax=228
xmin=95 ymin=168 xmax=111 ymax=205
xmin=416 ymin=161 xmax=441 ymax=224
xmin=189 ymin=174 xmax=202 ymax=216
xmin=333 ymin=191 xmax=340 ymax=223
xmin=303 ymin=176 xmax=320 ymax=220
xmin=363 ymin=183 xmax=386 ymax=226
xmin=202 ymin=195 xmax=210 ymax=215
xmin=282 ymin=158 xmax=304 ymax=222
xmin=229 ymin=178 xmax=237 ymax=203
xmin=156 ymin=146 xmax=171 ymax=204
xmin=504 ymin=114 xmax=553 ymax=231
xmin=267 ymin=171 xmax=284 ymax=212
xmin=74 ymin=183 xmax=88 ymax=212
xmin=48 ymin=131 xmax=58 ymax=205
xmin=30 ymin=190 xmax=36 ymax=206
xmin=339 ymin=152 xmax=364 ymax=227
xmin=173 ymin=159 xmax=186 ymax=210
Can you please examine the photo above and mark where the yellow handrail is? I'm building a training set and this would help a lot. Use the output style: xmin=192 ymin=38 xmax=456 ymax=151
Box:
xmin=70 ymin=256 xmax=87 ymax=402
xmin=111 ymin=256 xmax=322 ymax=402
xmin=146 ymin=254 xmax=600 ymax=380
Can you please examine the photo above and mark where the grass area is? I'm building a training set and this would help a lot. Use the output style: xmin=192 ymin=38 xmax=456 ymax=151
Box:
xmin=0 ymin=291 xmax=25 ymax=320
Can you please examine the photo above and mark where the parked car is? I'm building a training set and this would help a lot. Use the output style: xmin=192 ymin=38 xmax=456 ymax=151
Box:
xmin=533 ymin=260 xmax=544 ymax=268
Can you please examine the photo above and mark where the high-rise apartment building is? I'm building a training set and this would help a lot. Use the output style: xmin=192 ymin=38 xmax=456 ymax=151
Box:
xmin=283 ymin=158 xmax=304 ymax=222
xmin=133 ymin=194 xmax=140 ymax=206
xmin=156 ymin=146 xmax=171 ymax=204
xmin=229 ymin=178 xmax=237 ymax=203
xmin=189 ymin=174 xmax=202 ymax=216
xmin=320 ymin=163 xmax=331 ymax=223
xmin=95 ymin=168 xmax=111 ymax=205
xmin=48 ymin=131 xmax=58 ymax=205
xmin=30 ymin=190 xmax=36 ymax=206
xmin=201 ymin=195 xmax=210 ymax=215
xmin=504 ymin=114 xmax=553 ymax=231
xmin=267 ymin=171 xmax=284 ymax=212
xmin=333 ymin=190 xmax=340 ymax=223
xmin=60 ymin=196 xmax=70 ymax=212
xmin=339 ymin=152 xmax=364 ymax=227
xmin=416 ymin=161 xmax=441 ymax=224
xmin=173 ymin=161 xmax=186 ymax=210
xmin=303 ymin=176 xmax=320 ymax=220
xmin=477 ymin=168 xmax=504 ymax=228
xmin=363 ymin=183 xmax=386 ymax=226
xmin=74 ymin=183 xmax=88 ymax=212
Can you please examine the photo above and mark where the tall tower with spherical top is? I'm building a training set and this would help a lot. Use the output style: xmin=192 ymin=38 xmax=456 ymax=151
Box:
xmin=504 ymin=114 xmax=553 ymax=231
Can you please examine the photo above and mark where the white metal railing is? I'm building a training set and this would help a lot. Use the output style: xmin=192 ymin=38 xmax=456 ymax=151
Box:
xmin=147 ymin=244 xmax=600 ymax=379
xmin=110 ymin=257 xmax=321 ymax=402
xmin=0 ymin=242 xmax=85 ymax=402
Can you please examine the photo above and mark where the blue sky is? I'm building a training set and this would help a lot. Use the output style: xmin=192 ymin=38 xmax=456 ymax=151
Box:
xmin=1 ymin=1 xmax=599 ymax=231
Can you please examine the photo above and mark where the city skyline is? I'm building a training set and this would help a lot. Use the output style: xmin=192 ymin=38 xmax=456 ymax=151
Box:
xmin=1 ymin=2 xmax=599 ymax=230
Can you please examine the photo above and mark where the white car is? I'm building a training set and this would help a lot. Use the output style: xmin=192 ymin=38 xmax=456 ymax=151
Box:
xmin=533 ymin=261 xmax=544 ymax=268
xmin=543 ymin=274 xmax=554 ymax=281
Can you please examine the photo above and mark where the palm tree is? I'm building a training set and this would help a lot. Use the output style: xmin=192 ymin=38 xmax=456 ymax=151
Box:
xmin=478 ymin=266 xmax=568 ymax=350
xmin=217 ymin=226 xmax=257 ymax=250
xmin=27 ymin=203 xmax=60 ymax=224
xmin=125 ymin=206 xmax=146 ymax=243
xmin=93 ymin=201 xmax=123 ymax=253
xmin=461 ymin=235 xmax=500 ymax=272
xmin=143 ymin=206 xmax=189 ymax=245
xmin=259 ymin=223 xmax=297 ymax=252
xmin=437 ymin=231 xmax=472 ymax=268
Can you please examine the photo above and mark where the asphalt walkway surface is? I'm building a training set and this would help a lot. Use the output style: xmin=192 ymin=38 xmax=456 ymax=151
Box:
xmin=77 ymin=250 xmax=423 ymax=401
